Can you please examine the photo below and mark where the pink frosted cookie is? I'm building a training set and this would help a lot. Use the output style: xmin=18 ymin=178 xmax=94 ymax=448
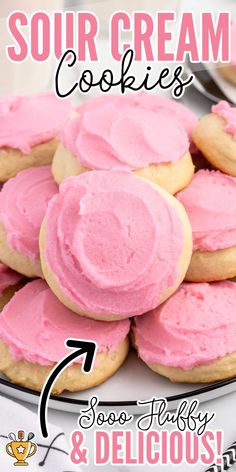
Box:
xmin=218 ymin=22 xmax=236 ymax=86
xmin=78 ymin=92 xmax=198 ymax=152
xmin=40 ymin=169 xmax=192 ymax=321
xmin=0 ymin=166 xmax=58 ymax=278
xmin=0 ymin=92 xmax=71 ymax=182
xmin=133 ymin=281 xmax=236 ymax=383
xmin=52 ymin=93 xmax=194 ymax=194
xmin=0 ymin=279 xmax=130 ymax=393
xmin=177 ymin=169 xmax=236 ymax=281
xmin=193 ymin=101 xmax=236 ymax=176
xmin=0 ymin=263 xmax=24 ymax=310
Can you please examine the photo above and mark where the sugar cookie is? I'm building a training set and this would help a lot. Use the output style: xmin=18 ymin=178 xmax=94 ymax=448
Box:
xmin=177 ymin=169 xmax=236 ymax=282
xmin=0 ymin=93 xmax=71 ymax=181
xmin=193 ymin=101 xmax=236 ymax=176
xmin=52 ymin=93 xmax=194 ymax=194
xmin=40 ymin=170 xmax=192 ymax=321
xmin=0 ymin=167 xmax=58 ymax=278
xmin=0 ymin=280 xmax=130 ymax=394
xmin=133 ymin=282 xmax=236 ymax=383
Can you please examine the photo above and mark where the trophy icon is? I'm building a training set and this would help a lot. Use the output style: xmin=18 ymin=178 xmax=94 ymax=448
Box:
xmin=6 ymin=430 xmax=37 ymax=466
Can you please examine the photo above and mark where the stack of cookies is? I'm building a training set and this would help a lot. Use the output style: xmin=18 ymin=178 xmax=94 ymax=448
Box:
xmin=0 ymin=90 xmax=236 ymax=394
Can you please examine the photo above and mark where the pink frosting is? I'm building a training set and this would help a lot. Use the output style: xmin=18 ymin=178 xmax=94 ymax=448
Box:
xmin=44 ymin=170 xmax=185 ymax=318
xmin=212 ymin=101 xmax=236 ymax=140
xmin=0 ymin=167 xmax=58 ymax=261
xmin=0 ymin=280 xmax=130 ymax=366
xmin=134 ymin=281 xmax=236 ymax=369
xmin=0 ymin=92 xmax=71 ymax=153
xmin=0 ymin=263 xmax=22 ymax=297
xmin=61 ymin=94 xmax=190 ymax=170
xmin=78 ymin=93 xmax=198 ymax=149
xmin=177 ymin=169 xmax=236 ymax=251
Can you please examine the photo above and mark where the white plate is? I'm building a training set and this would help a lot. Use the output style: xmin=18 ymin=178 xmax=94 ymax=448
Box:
xmin=0 ymin=349 xmax=236 ymax=415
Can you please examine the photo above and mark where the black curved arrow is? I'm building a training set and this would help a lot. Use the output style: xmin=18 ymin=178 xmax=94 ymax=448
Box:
xmin=38 ymin=339 xmax=97 ymax=438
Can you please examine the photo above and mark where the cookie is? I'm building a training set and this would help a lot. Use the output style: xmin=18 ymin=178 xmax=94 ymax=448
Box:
xmin=0 ymin=167 xmax=58 ymax=278
xmin=0 ymin=93 xmax=71 ymax=182
xmin=133 ymin=281 xmax=236 ymax=383
xmin=0 ymin=263 xmax=25 ymax=310
xmin=40 ymin=169 xmax=192 ymax=321
xmin=193 ymin=101 xmax=236 ymax=176
xmin=177 ymin=170 xmax=236 ymax=282
xmin=52 ymin=93 xmax=194 ymax=194
xmin=78 ymin=92 xmax=199 ymax=153
xmin=0 ymin=280 xmax=130 ymax=394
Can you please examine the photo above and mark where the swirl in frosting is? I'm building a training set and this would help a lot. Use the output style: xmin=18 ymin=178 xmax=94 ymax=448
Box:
xmin=177 ymin=169 xmax=236 ymax=252
xmin=0 ymin=92 xmax=71 ymax=153
xmin=134 ymin=281 xmax=236 ymax=369
xmin=43 ymin=170 xmax=185 ymax=318
xmin=61 ymin=95 xmax=190 ymax=170
xmin=0 ymin=280 xmax=130 ymax=365
xmin=0 ymin=166 xmax=58 ymax=261
xmin=78 ymin=92 xmax=198 ymax=149
xmin=0 ymin=263 xmax=22 ymax=296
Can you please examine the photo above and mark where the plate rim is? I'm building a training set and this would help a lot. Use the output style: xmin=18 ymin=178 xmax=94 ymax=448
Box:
xmin=1 ymin=375 xmax=236 ymax=407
